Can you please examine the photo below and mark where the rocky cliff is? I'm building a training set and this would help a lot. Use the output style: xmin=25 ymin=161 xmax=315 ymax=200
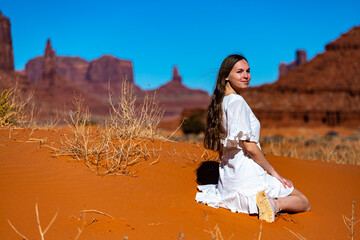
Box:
xmin=0 ymin=11 xmax=14 ymax=71
xmin=22 ymin=39 xmax=106 ymax=119
xmin=26 ymin=45 xmax=134 ymax=86
xmin=86 ymin=55 xmax=133 ymax=84
xmin=0 ymin=12 xmax=29 ymax=94
xmin=273 ymin=27 xmax=360 ymax=92
xmin=243 ymin=25 xmax=360 ymax=127
xmin=25 ymin=41 xmax=139 ymax=102
xmin=25 ymin=54 xmax=89 ymax=84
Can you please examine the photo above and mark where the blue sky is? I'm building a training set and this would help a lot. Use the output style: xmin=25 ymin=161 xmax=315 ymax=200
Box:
xmin=2 ymin=0 xmax=360 ymax=93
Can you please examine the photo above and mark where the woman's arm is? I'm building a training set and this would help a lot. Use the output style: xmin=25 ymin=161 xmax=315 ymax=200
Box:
xmin=242 ymin=141 xmax=292 ymax=188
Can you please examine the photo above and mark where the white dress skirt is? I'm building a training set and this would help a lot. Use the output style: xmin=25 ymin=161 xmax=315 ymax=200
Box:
xmin=195 ymin=94 xmax=293 ymax=214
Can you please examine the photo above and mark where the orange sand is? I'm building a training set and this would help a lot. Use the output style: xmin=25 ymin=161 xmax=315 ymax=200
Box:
xmin=0 ymin=127 xmax=359 ymax=239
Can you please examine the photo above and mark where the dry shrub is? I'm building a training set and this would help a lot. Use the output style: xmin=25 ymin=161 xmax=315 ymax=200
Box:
xmin=0 ymin=84 xmax=35 ymax=127
xmin=49 ymin=81 xmax=163 ymax=176
xmin=343 ymin=200 xmax=359 ymax=240
xmin=261 ymin=133 xmax=360 ymax=165
xmin=108 ymin=80 xmax=164 ymax=139
xmin=51 ymin=95 xmax=105 ymax=171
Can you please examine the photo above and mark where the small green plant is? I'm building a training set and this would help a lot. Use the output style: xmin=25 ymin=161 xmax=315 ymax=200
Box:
xmin=182 ymin=112 xmax=205 ymax=135
xmin=0 ymin=88 xmax=17 ymax=126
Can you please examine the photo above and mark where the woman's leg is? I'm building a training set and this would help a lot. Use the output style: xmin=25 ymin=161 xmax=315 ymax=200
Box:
xmin=274 ymin=188 xmax=311 ymax=213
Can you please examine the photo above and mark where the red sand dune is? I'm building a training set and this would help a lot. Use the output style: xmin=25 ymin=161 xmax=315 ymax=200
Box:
xmin=0 ymin=127 xmax=359 ymax=239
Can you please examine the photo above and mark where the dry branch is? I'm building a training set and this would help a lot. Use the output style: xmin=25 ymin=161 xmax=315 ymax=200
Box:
xmin=343 ymin=200 xmax=359 ymax=240
xmin=80 ymin=209 xmax=115 ymax=220
xmin=7 ymin=219 xmax=29 ymax=240
xmin=284 ymin=227 xmax=307 ymax=240
xmin=7 ymin=202 xmax=59 ymax=240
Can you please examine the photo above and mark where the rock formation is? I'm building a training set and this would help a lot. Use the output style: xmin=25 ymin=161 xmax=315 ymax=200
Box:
xmin=0 ymin=12 xmax=30 ymax=94
xmin=151 ymin=66 xmax=210 ymax=118
xmin=154 ymin=66 xmax=206 ymax=95
xmin=42 ymin=39 xmax=56 ymax=81
xmin=0 ymin=11 xmax=14 ymax=71
xmin=31 ymin=39 xmax=62 ymax=89
xmin=26 ymin=53 xmax=134 ymax=85
xmin=278 ymin=50 xmax=307 ymax=78
xmin=24 ymin=39 xmax=106 ymax=119
xmin=26 ymin=55 xmax=89 ymax=83
xmin=25 ymin=39 xmax=141 ymax=103
xmin=55 ymin=56 xmax=89 ymax=84
xmin=242 ymin=25 xmax=360 ymax=127
xmin=172 ymin=66 xmax=182 ymax=83
xmin=86 ymin=55 xmax=133 ymax=84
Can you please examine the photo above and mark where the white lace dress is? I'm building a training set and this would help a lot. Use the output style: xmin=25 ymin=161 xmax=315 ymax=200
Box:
xmin=196 ymin=94 xmax=293 ymax=214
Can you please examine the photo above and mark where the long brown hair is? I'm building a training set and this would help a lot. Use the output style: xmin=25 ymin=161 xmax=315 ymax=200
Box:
xmin=204 ymin=54 xmax=248 ymax=152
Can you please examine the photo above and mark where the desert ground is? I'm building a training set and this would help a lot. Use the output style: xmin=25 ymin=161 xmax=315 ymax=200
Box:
xmin=1 ymin=126 xmax=359 ymax=240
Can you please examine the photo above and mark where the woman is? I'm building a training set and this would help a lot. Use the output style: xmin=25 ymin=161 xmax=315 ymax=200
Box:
xmin=196 ymin=54 xmax=310 ymax=222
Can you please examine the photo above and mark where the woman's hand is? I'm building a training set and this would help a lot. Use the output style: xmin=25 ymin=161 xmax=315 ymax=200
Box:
xmin=271 ymin=171 xmax=293 ymax=189
xmin=242 ymin=141 xmax=293 ymax=189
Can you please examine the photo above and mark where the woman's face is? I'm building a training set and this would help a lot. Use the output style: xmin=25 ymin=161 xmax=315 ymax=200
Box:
xmin=226 ymin=59 xmax=251 ymax=92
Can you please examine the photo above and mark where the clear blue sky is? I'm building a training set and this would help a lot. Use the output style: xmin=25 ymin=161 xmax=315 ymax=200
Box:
xmin=2 ymin=0 xmax=360 ymax=93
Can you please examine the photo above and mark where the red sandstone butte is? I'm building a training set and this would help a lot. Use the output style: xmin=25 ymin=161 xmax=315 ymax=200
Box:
xmin=150 ymin=66 xmax=210 ymax=119
xmin=242 ymin=25 xmax=360 ymax=127
xmin=0 ymin=11 xmax=14 ymax=71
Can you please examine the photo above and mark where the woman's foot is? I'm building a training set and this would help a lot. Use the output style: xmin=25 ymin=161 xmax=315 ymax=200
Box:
xmin=256 ymin=191 xmax=276 ymax=223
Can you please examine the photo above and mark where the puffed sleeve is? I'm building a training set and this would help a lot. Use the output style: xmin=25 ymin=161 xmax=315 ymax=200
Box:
xmin=221 ymin=97 xmax=257 ymax=148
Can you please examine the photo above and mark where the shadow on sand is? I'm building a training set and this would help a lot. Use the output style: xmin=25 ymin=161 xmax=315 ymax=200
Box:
xmin=196 ymin=161 xmax=219 ymax=185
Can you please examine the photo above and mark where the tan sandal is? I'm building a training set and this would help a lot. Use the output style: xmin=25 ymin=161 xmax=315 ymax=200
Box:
xmin=256 ymin=190 xmax=276 ymax=223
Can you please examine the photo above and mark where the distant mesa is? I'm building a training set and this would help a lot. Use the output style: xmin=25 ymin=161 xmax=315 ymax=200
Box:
xmin=26 ymin=40 xmax=134 ymax=86
xmin=25 ymin=39 xmax=141 ymax=102
xmin=278 ymin=49 xmax=307 ymax=78
xmin=86 ymin=55 xmax=133 ymax=84
xmin=0 ymin=11 xmax=14 ymax=71
xmin=151 ymin=66 xmax=210 ymax=118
